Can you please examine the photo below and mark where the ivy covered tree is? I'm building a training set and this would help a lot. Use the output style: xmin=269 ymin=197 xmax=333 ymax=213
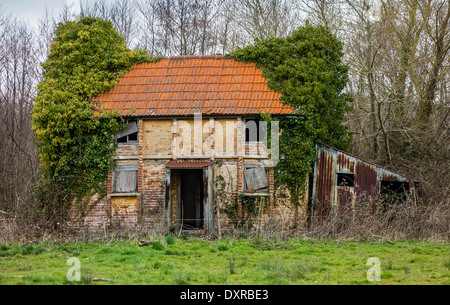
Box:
xmin=31 ymin=17 xmax=150 ymax=223
xmin=232 ymin=24 xmax=351 ymax=225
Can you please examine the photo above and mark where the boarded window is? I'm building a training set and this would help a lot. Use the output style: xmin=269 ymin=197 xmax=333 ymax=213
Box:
xmin=113 ymin=164 xmax=138 ymax=193
xmin=337 ymin=173 xmax=354 ymax=187
xmin=243 ymin=164 xmax=269 ymax=192
xmin=116 ymin=120 xmax=138 ymax=143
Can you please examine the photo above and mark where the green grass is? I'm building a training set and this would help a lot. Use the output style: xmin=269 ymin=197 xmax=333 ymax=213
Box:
xmin=0 ymin=238 xmax=448 ymax=285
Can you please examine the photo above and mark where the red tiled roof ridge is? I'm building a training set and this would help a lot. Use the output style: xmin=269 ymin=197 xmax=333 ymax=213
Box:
xmin=159 ymin=55 xmax=232 ymax=60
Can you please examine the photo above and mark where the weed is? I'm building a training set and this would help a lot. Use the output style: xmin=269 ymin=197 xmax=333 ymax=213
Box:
xmin=0 ymin=243 xmax=49 ymax=257
xmin=220 ymin=272 xmax=229 ymax=283
xmin=165 ymin=235 xmax=175 ymax=245
xmin=218 ymin=241 xmax=230 ymax=251
xmin=443 ymin=258 xmax=450 ymax=269
xmin=165 ymin=249 xmax=188 ymax=256
xmin=260 ymin=260 xmax=323 ymax=283
xmin=228 ymin=259 xmax=236 ymax=275
xmin=173 ymin=272 xmax=191 ymax=285
xmin=403 ymin=266 xmax=410 ymax=274
xmin=385 ymin=260 xmax=393 ymax=270
xmin=152 ymin=240 xmax=165 ymax=251
xmin=152 ymin=261 xmax=162 ymax=269
xmin=121 ymin=248 xmax=138 ymax=255
xmin=81 ymin=272 xmax=93 ymax=285
xmin=382 ymin=271 xmax=394 ymax=279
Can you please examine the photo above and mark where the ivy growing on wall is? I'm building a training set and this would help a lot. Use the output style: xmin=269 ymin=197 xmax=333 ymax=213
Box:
xmin=31 ymin=16 xmax=156 ymax=222
xmin=231 ymin=24 xmax=352 ymax=224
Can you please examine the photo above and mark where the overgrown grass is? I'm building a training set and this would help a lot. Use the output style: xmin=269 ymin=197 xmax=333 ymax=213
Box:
xmin=0 ymin=238 xmax=448 ymax=285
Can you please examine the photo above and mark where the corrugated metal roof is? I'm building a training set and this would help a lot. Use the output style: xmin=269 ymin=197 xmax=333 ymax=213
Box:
xmin=165 ymin=160 xmax=214 ymax=169
xmin=316 ymin=143 xmax=419 ymax=182
xmin=95 ymin=55 xmax=292 ymax=117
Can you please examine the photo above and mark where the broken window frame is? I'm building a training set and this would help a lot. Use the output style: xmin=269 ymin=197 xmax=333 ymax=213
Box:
xmin=379 ymin=180 xmax=412 ymax=207
xmin=336 ymin=173 xmax=355 ymax=188
xmin=112 ymin=163 xmax=138 ymax=194
xmin=244 ymin=118 xmax=267 ymax=143
xmin=243 ymin=163 xmax=269 ymax=193
xmin=116 ymin=119 xmax=139 ymax=144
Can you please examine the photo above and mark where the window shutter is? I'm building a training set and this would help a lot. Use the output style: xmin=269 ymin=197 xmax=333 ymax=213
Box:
xmin=244 ymin=166 xmax=269 ymax=191
xmin=113 ymin=164 xmax=138 ymax=193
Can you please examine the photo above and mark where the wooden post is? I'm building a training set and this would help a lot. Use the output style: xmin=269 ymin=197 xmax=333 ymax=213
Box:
xmin=256 ymin=196 xmax=266 ymax=243
xmin=164 ymin=169 xmax=172 ymax=233
xmin=215 ymin=165 xmax=222 ymax=239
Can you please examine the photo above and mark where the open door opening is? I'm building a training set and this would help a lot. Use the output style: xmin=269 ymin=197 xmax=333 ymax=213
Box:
xmin=180 ymin=169 xmax=204 ymax=229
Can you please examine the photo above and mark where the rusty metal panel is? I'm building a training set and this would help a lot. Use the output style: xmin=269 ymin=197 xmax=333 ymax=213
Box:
xmin=336 ymin=152 xmax=356 ymax=174
xmin=314 ymin=146 xmax=336 ymax=216
xmin=354 ymin=161 xmax=378 ymax=202
xmin=337 ymin=188 xmax=353 ymax=215
xmin=376 ymin=167 xmax=408 ymax=182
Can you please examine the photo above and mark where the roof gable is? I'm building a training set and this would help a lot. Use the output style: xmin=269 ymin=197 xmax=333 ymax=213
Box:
xmin=95 ymin=55 xmax=292 ymax=117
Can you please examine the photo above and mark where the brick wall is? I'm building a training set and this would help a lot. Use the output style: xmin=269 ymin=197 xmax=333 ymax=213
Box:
xmin=73 ymin=117 xmax=305 ymax=233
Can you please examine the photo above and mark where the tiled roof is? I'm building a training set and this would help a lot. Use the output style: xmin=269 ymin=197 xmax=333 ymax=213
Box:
xmin=95 ymin=55 xmax=292 ymax=117
xmin=165 ymin=160 xmax=214 ymax=169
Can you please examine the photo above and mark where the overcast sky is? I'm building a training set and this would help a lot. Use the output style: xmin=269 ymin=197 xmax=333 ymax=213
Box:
xmin=1 ymin=0 xmax=82 ymax=28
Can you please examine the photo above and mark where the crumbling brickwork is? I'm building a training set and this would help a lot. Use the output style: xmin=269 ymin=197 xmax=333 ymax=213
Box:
xmin=74 ymin=117 xmax=291 ymax=233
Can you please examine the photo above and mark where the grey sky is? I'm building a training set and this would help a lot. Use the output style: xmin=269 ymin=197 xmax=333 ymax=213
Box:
xmin=1 ymin=0 xmax=81 ymax=28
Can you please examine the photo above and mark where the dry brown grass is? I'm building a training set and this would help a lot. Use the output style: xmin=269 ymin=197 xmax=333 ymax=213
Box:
xmin=1 ymin=196 xmax=448 ymax=244
xmin=260 ymin=197 xmax=450 ymax=242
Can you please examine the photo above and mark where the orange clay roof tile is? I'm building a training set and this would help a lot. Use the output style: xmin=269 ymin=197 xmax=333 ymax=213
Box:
xmin=95 ymin=55 xmax=292 ymax=117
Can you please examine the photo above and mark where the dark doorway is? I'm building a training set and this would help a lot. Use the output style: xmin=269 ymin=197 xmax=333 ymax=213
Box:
xmin=180 ymin=169 xmax=204 ymax=229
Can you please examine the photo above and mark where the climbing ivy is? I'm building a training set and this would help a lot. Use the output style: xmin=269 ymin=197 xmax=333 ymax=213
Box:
xmin=31 ymin=17 xmax=155 ymax=221
xmin=216 ymin=168 xmax=258 ymax=230
xmin=220 ymin=194 xmax=259 ymax=230
xmin=232 ymin=24 xmax=352 ymax=222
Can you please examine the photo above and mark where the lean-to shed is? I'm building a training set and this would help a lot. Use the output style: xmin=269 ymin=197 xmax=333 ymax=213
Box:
xmin=310 ymin=143 xmax=419 ymax=216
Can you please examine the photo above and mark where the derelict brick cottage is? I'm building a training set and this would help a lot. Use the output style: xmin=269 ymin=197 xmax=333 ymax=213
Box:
xmin=72 ymin=55 xmax=418 ymax=233
xmin=73 ymin=55 xmax=293 ymax=233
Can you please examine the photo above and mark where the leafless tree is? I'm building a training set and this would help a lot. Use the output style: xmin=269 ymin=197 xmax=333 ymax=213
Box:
xmin=136 ymin=0 xmax=159 ymax=54
xmin=300 ymin=0 xmax=343 ymax=36
xmin=0 ymin=15 xmax=40 ymax=215
xmin=81 ymin=0 xmax=137 ymax=47
xmin=234 ymin=0 xmax=301 ymax=41
xmin=302 ymin=0 xmax=449 ymax=201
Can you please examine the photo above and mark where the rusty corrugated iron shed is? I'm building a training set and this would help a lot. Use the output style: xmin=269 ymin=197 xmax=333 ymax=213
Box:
xmin=95 ymin=55 xmax=292 ymax=117
xmin=311 ymin=143 xmax=418 ymax=216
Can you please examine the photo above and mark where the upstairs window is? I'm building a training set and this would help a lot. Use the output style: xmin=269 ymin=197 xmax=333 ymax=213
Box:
xmin=245 ymin=119 xmax=266 ymax=142
xmin=116 ymin=120 xmax=138 ymax=144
